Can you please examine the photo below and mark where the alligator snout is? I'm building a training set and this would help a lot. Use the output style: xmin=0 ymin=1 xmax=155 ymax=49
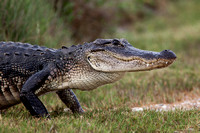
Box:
xmin=159 ymin=50 xmax=177 ymax=59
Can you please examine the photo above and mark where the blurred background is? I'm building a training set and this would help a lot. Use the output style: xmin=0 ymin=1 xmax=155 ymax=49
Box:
xmin=0 ymin=0 xmax=199 ymax=108
xmin=1 ymin=0 xmax=198 ymax=45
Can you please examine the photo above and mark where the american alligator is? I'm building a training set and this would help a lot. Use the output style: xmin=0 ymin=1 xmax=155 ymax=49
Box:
xmin=0 ymin=39 xmax=176 ymax=118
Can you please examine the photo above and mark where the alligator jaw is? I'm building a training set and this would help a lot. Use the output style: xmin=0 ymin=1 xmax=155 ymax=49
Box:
xmin=87 ymin=51 xmax=176 ymax=72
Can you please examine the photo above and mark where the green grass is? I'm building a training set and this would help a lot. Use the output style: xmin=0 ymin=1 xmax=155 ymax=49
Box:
xmin=0 ymin=0 xmax=72 ymax=48
xmin=0 ymin=109 xmax=199 ymax=132
xmin=0 ymin=0 xmax=200 ymax=132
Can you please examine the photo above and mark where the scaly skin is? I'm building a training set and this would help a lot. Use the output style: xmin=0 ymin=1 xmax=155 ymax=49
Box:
xmin=0 ymin=39 xmax=176 ymax=118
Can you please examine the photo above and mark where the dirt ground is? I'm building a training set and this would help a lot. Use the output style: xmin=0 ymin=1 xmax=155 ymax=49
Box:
xmin=132 ymin=93 xmax=200 ymax=112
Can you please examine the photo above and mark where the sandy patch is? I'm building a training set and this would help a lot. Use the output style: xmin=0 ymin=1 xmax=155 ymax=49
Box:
xmin=132 ymin=98 xmax=200 ymax=112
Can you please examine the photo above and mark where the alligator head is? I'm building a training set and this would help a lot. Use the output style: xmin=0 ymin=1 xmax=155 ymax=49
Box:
xmin=86 ymin=39 xmax=176 ymax=72
xmin=60 ymin=38 xmax=176 ymax=90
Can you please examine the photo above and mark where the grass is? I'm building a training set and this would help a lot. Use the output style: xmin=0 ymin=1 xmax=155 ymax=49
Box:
xmin=0 ymin=0 xmax=200 ymax=132
xmin=0 ymin=0 xmax=72 ymax=48
xmin=0 ymin=109 xmax=199 ymax=132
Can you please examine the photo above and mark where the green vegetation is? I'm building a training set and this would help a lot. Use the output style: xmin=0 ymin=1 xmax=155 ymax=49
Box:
xmin=0 ymin=0 xmax=71 ymax=47
xmin=0 ymin=0 xmax=199 ymax=132
xmin=0 ymin=109 xmax=199 ymax=132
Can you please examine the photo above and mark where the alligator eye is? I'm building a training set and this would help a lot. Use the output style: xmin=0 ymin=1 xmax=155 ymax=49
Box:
xmin=112 ymin=39 xmax=123 ymax=47
xmin=62 ymin=46 xmax=68 ymax=49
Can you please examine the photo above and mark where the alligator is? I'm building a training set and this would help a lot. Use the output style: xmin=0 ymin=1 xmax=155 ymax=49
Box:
xmin=0 ymin=39 xmax=176 ymax=118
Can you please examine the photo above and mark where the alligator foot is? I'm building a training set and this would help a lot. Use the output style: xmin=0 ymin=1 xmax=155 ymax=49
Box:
xmin=56 ymin=89 xmax=84 ymax=114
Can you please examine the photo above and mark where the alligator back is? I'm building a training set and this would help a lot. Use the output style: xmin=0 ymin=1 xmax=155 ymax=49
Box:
xmin=0 ymin=42 xmax=58 ymax=109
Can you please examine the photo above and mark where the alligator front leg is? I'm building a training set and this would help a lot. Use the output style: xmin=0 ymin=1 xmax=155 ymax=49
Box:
xmin=20 ymin=65 xmax=53 ymax=118
xmin=56 ymin=89 xmax=84 ymax=114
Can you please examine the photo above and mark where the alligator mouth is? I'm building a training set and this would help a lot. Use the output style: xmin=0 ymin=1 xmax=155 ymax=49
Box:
xmin=87 ymin=50 xmax=176 ymax=72
xmin=109 ymin=51 xmax=175 ymax=68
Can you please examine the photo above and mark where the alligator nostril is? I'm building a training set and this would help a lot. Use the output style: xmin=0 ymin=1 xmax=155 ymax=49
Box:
xmin=160 ymin=50 xmax=176 ymax=59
